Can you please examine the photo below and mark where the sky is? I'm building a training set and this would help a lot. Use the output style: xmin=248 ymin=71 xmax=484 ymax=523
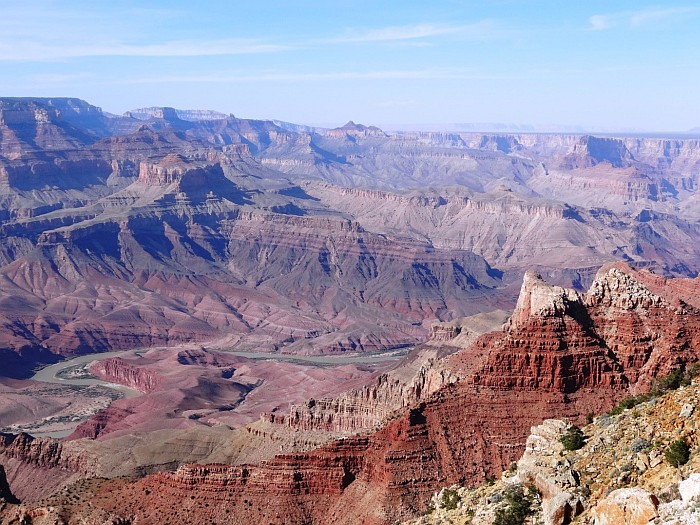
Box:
xmin=1 ymin=0 xmax=699 ymax=132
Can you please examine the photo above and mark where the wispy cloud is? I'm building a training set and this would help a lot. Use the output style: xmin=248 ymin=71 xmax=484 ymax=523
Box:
xmin=0 ymin=21 xmax=499 ymax=62
xmin=110 ymin=68 xmax=506 ymax=85
xmin=589 ymin=6 xmax=700 ymax=30
xmin=331 ymin=20 xmax=504 ymax=43
xmin=0 ymin=39 xmax=291 ymax=61
xmin=333 ymin=24 xmax=466 ymax=43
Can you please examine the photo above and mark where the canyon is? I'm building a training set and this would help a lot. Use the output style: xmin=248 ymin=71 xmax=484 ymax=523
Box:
xmin=3 ymin=263 xmax=700 ymax=524
xmin=1 ymin=97 xmax=700 ymax=523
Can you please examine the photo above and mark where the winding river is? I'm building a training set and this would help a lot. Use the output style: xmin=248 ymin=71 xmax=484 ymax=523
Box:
xmin=31 ymin=347 xmax=410 ymax=391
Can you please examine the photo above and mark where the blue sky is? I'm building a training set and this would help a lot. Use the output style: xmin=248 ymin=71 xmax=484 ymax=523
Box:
xmin=1 ymin=1 xmax=699 ymax=131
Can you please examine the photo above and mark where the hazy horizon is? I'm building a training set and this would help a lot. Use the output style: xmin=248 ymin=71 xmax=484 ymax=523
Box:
xmin=2 ymin=0 xmax=699 ymax=132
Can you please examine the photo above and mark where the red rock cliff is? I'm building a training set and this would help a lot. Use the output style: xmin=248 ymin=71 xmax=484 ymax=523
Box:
xmin=89 ymin=357 xmax=162 ymax=393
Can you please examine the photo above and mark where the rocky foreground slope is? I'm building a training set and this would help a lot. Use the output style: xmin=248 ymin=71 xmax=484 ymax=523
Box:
xmin=407 ymin=377 xmax=700 ymax=525
xmin=2 ymin=263 xmax=700 ymax=524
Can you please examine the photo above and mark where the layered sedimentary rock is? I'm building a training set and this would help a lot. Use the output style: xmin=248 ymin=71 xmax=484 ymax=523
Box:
xmin=14 ymin=265 xmax=700 ymax=524
xmin=561 ymin=136 xmax=635 ymax=169
xmin=4 ymin=98 xmax=700 ymax=522
xmin=0 ymin=433 xmax=91 ymax=501
xmin=4 ymin=97 xmax=700 ymax=380
xmin=277 ymin=363 xmax=458 ymax=434
xmin=89 ymin=358 xmax=162 ymax=393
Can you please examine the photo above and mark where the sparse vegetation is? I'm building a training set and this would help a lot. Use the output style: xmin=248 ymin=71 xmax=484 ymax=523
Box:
xmin=654 ymin=368 xmax=685 ymax=392
xmin=493 ymin=485 xmax=534 ymax=525
xmin=560 ymin=424 xmax=585 ymax=451
xmin=665 ymin=439 xmax=691 ymax=467
xmin=608 ymin=367 xmax=699 ymax=416
xmin=440 ymin=488 xmax=461 ymax=510
xmin=608 ymin=393 xmax=655 ymax=415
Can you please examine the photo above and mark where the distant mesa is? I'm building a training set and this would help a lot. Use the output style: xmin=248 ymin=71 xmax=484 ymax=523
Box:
xmin=328 ymin=120 xmax=386 ymax=138
xmin=562 ymin=135 xmax=634 ymax=169
xmin=125 ymin=107 xmax=230 ymax=122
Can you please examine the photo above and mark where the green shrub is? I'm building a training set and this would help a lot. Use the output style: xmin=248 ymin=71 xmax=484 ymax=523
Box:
xmin=440 ymin=488 xmax=460 ymax=510
xmin=493 ymin=485 xmax=534 ymax=525
xmin=560 ymin=425 xmax=585 ymax=451
xmin=608 ymin=392 xmax=655 ymax=415
xmin=653 ymin=366 xmax=699 ymax=394
xmin=608 ymin=367 xmax=698 ymax=416
xmin=654 ymin=368 xmax=685 ymax=392
xmin=665 ymin=439 xmax=691 ymax=467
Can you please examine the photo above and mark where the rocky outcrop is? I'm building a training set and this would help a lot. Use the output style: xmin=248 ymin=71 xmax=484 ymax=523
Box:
xmin=427 ymin=321 xmax=463 ymax=343
xmin=5 ymin=265 xmax=700 ymax=523
xmin=591 ymin=488 xmax=658 ymax=525
xmin=478 ymin=263 xmax=700 ymax=393
xmin=506 ymin=271 xmax=584 ymax=331
xmin=89 ymin=358 xmax=162 ymax=393
xmin=0 ymin=433 xmax=94 ymax=501
xmin=137 ymin=154 xmax=219 ymax=192
xmin=516 ymin=420 xmax=585 ymax=525
xmin=0 ymin=433 xmax=87 ymax=473
xmin=67 ymin=406 xmax=135 ymax=440
xmin=277 ymin=364 xmax=458 ymax=433
xmin=327 ymin=121 xmax=386 ymax=138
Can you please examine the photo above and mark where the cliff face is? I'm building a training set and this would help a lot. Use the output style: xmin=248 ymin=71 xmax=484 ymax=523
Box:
xmin=0 ymin=433 xmax=93 ymax=501
xmin=408 ymin=380 xmax=700 ymax=525
xmin=4 ymin=97 xmax=700 ymax=380
xmin=5 ymin=98 xmax=700 ymax=522
xmin=562 ymin=136 xmax=635 ymax=169
xmin=0 ymin=465 xmax=18 ymax=504
xmin=484 ymin=264 xmax=700 ymax=391
xmin=89 ymin=358 xmax=162 ymax=393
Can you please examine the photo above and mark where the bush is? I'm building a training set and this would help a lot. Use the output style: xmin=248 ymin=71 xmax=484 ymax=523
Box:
xmin=608 ymin=367 xmax=698 ymax=416
xmin=654 ymin=368 xmax=685 ymax=392
xmin=653 ymin=366 xmax=699 ymax=394
xmin=608 ymin=393 xmax=655 ymax=415
xmin=493 ymin=485 xmax=534 ymax=525
xmin=665 ymin=439 xmax=691 ymax=467
xmin=440 ymin=488 xmax=460 ymax=510
xmin=560 ymin=425 xmax=585 ymax=451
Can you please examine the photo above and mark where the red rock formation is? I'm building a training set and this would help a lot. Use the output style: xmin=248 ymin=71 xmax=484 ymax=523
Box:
xmin=23 ymin=265 xmax=700 ymax=525
xmin=0 ymin=433 xmax=89 ymax=501
xmin=67 ymin=406 xmax=135 ymax=440
xmin=89 ymin=358 xmax=162 ymax=393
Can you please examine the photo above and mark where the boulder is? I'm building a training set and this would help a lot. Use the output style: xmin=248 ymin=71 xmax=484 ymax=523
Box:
xmin=591 ymin=488 xmax=658 ymax=525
